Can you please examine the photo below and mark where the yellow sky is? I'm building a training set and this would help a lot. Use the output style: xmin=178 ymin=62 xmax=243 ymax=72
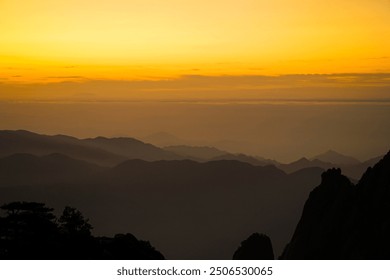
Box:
xmin=1 ymin=0 xmax=390 ymax=83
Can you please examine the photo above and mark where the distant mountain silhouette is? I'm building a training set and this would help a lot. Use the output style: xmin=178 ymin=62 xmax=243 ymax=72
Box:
xmin=209 ymin=138 xmax=248 ymax=150
xmin=83 ymin=137 xmax=182 ymax=161
xmin=278 ymin=154 xmax=383 ymax=181
xmin=363 ymin=155 xmax=384 ymax=166
xmin=0 ymin=130 xmax=184 ymax=166
xmin=311 ymin=150 xmax=361 ymax=165
xmin=278 ymin=157 xmax=330 ymax=174
xmin=0 ymin=130 xmax=125 ymax=166
xmin=164 ymin=145 xmax=227 ymax=160
xmin=210 ymin=153 xmax=275 ymax=166
xmin=281 ymin=150 xmax=390 ymax=259
xmin=0 ymin=129 xmax=385 ymax=259
xmin=0 ymin=154 xmax=323 ymax=259
xmin=141 ymin=132 xmax=187 ymax=147
xmin=1 ymin=130 xmax=380 ymax=181
xmin=233 ymin=233 xmax=274 ymax=260
xmin=164 ymin=145 xmax=278 ymax=166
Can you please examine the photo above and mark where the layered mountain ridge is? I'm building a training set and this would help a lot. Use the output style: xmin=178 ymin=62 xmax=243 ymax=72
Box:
xmin=0 ymin=130 xmax=382 ymax=181
xmin=0 ymin=129 xmax=387 ymax=259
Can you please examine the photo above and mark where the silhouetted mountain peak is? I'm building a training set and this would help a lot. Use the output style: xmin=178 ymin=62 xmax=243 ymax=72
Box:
xmin=296 ymin=157 xmax=310 ymax=163
xmin=282 ymin=151 xmax=390 ymax=259
xmin=233 ymin=233 xmax=274 ymax=260
xmin=52 ymin=134 xmax=80 ymax=142
xmin=320 ymin=168 xmax=346 ymax=185
xmin=357 ymin=150 xmax=390 ymax=192
xmin=308 ymin=168 xmax=354 ymax=206
xmin=278 ymin=157 xmax=329 ymax=175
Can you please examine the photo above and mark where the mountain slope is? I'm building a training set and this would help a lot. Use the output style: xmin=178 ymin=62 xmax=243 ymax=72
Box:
xmin=281 ymin=150 xmax=390 ymax=259
xmin=0 ymin=155 xmax=322 ymax=259
xmin=164 ymin=145 xmax=227 ymax=160
xmin=0 ymin=130 xmax=125 ymax=166
xmin=83 ymin=137 xmax=182 ymax=161
xmin=0 ymin=153 xmax=104 ymax=186
xmin=0 ymin=130 xmax=184 ymax=166
xmin=141 ymin=132 xmax=186 ymax=147
xmin=278 ymin=154 xmax=384 ymax=181
xmin=210 ymin=154 xmax=273 ymax=166
xmin=278 ymin=158 xmax=333 ymax=174
xmin=311 ymin=150 xmax=361 ymax=165
xmin=164 ymin=145 xmax=278 ymax=166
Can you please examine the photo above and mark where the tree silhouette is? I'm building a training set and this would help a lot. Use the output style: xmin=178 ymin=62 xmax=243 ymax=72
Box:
xmin=0 ymin=202 xmax=59 ymax=259
xmin=0 ymin=201 xmax=164 ymax=260
xmin=59 ymin=206 xmax=92 ymax=236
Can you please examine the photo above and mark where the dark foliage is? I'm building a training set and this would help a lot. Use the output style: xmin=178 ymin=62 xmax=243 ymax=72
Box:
xmin=0 ymin=202 xmax=164 ymax=260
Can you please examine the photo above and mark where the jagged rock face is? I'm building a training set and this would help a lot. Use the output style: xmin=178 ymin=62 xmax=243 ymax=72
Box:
xmin=281 ymin=151 xmax=390 ymax=259
xmin=233 ymin=233 xmax=274 ymax=260
xmin=344 ymin=151 xmax=390 ymax=259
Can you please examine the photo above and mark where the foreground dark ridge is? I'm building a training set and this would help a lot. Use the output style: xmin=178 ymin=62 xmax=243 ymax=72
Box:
xmin=281 ymin=150 xmax=390 ymax=259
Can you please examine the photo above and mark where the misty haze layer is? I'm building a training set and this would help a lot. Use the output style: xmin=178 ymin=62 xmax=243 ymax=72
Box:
xmin=1 ymin=101 xmax=388 ymax=162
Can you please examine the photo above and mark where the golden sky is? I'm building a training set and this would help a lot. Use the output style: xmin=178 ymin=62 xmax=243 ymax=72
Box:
xmin=1 ymin=0 xmax=390 ymax=83
xmin=1 ymin=1 xmax=390 ymax=162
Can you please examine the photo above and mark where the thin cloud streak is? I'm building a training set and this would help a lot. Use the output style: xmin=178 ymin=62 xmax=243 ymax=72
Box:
xmin=1 ymin=73 xmax=390 ymax=103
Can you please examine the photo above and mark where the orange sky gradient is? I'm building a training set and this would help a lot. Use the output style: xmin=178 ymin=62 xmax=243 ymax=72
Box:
xmin=1 ymin=0 xmax=390 ymax=86
xmin=1 ymin=0 xmax=390 ymax=161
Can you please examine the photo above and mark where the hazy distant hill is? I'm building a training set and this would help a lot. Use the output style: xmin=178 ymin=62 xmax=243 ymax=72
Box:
xmin=0 ymin=130 xmax=125 ymax=166
xmin=0 ymin=154 xmax=323 ymax=259
xmin=281 ymin=151 xmax=390 ymax=259
xmin=0 ymin=130 xmax=183 ymax=166
xmin=0 ymin=129 xmax=385 ymax=259
xmin=141 ymin=132 xmax=187 ymax=147
xmin=210 ymin=153 xmax=274 ymax=166
xmin=83 ymin=137 xmax=182 ymax=161
xmin=164 ymin=145 xmax=278 ymax=167
xmin=164 ymin=145 xmax=227 ymax=160
xmin=278 ymin=157 xmax=334 ymax=174
xmin=362 ymin=155 xmax=384 ymax=168
xmin=1 ymin=130 xmax=379 ymax=181
xmin=278 ymin=153 xmax=384 ymax=181
xmin=310 ymin=150 xmax=361 ymax=165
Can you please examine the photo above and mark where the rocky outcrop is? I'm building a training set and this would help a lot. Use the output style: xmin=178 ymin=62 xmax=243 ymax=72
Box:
xmin=281 ymin=151 xmax=390 ymax=259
